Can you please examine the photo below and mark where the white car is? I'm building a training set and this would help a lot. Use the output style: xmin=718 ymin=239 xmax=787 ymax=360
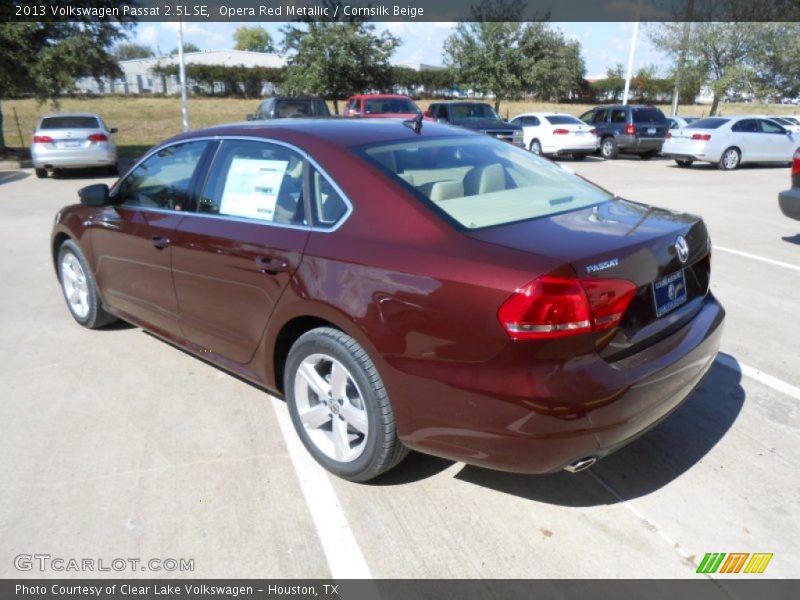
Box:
xmin=767 ymin=116 xmax=800 ymax=133
xmin=31 ymin=112 xmax=118 ymax=178
xmin=509 ymin=113 xmax=599 ymax=160
xmin=662 ymin=115 xmax=798 ymax=170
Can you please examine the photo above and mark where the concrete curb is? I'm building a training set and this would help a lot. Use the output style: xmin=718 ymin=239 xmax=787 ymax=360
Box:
xmin=0 ymin=159 xmax=30 ymax=170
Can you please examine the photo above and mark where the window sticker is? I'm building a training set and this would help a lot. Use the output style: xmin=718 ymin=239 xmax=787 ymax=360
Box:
xmin=219 ymin=158 xmax=288 ymax=221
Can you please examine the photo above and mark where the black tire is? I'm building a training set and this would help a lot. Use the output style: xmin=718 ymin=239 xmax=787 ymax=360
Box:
xmin=57 ymin=239 xmax=117 ymax=329
xmin=284 ymin=327 xmax=408 ymax=482
xmin=639 ymin=151 xmax=657 ymax=160
xmin=529 ymin=139 xmax=543 ymax=155
xmin=572 ymin=153 xmax=588 ymax=161
xmin=35 ymin=168 xmax=48 ymax=179
xmin=718 ymin=147 xmax=741 ymax=170
xmin=600 ymin=137 xmax=619 ymax=159
xmin=675 ymin=159 xmax=694 ymax=168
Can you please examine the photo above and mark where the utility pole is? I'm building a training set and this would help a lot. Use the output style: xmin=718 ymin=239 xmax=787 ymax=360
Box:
xmin=622 ymin=22 xmax=639 ymax=106
xmin=178 ymin=20 xmax=190 ymax=132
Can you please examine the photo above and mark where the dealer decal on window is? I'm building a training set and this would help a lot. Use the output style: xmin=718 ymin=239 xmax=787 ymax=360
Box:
xmin=219 ymin=158 xmax=288 ymax=221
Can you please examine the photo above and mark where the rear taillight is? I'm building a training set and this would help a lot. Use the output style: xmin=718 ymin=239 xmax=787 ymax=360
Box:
xmin=553 ymin=128 xmax=570 ymax=135
xmin=625 ymin=124 xmax=636 ymax=135
xmin=33 ymin=135 xmax=53 ymax=144
xmin=497 ymin=275 xmax=637 ymax=340
xmin=590 ymin=128 xmax=597 ymax=135
xmin=666 ymin=132 xmax=672 ymax=139
xmin=87 ymin=133 xmax=108 ymax=142
xmin=691 ymin=133 xmax=711 ymax=141
xmin=791 ymin=148 xmax=800 ymax=178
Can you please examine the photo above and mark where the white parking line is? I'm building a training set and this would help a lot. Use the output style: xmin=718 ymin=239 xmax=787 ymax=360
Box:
xmin=716 ymin=354 xmax=800 ymax=401
xmin=270 ymin=397 xmax=372 ymax=579
xmin=713 ymin=245 xmax=800 ymax=273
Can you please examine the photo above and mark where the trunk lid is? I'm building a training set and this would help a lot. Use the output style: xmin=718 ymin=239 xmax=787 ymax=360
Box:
xmin=469 ymin=198 xmax=711 ymax=358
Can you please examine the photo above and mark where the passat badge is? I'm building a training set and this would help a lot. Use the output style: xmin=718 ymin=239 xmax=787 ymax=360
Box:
xmin=586 ymin=258 xmax=619 ymax=274
xmin=675 ymin=235 xmax=689 ymax=264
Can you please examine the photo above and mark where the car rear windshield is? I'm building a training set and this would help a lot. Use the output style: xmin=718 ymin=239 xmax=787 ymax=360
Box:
xmin=544 ymin=115 xmax=584 ymax=125
xmin=359 ymin=137 xmax=612 ymax=230
xmin=632 ymin=108 xmax=665 ymax=123
xmin=275 ymin=100 xmax=313 ymax=118
xmin=450 ymin=104 xmax=499 ymax=120
xmin=364 ymin=98 xmax=420 ymax=115
xmin=687 ymin=118 xmax=729 ymax=129
xmin=40 ymin=116 xmax=100 ymax=129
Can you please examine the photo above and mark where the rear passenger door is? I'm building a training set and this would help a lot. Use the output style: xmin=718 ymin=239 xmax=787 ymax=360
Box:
xmin=171 ymin=139 xmax=311 ymax=365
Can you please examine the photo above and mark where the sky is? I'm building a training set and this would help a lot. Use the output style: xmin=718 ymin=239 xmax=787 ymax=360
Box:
xmin=133 ymin=21 xmax=668 ymax=80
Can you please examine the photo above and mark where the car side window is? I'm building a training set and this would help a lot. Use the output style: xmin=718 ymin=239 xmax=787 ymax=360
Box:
xmin=594 ymin=109 xmax=608 ymax=124
xmin=198 ymin=140 xmax=306 ymax=226
xmin=118 ymin=141 xmax=210 ymax=211
xmin=310 ymin=167 xmax=348 ymax=229
xmin=579 ymin=110 xmax=594 ymax=124
xmin=611 ymin=109 xmax=627 ymax=123
xmin=732 ymin=119 xmax=758 ymax=133
xmin=435 ymin=105 xmax=449 ymax=120
xmin=257 ymin=100 xmax=271 ymax=118
xmin=759 ymin=119 xmax=785 ymax=134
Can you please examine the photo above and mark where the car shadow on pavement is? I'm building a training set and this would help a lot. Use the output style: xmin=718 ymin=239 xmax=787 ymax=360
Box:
xmin=781 ymin=234 xmax=800 ymax=245
xmin=0 ymin=170 xmax=29 ymax=185
xmin=453 ymin=356 xmax=745 ymax=506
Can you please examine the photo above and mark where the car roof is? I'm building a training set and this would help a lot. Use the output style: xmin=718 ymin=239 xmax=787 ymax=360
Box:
xmin=434 ymin=101 xmax=492 ymax=105
xmin=168 ymin=118 xmax=477 ymax=150
xmin=40 ymin=112 xmax=102 ymax=119
xmin=351 ymin=94 xmax=413 ymax=99
xmin=513 ymin=112 xmax=579 ymax=118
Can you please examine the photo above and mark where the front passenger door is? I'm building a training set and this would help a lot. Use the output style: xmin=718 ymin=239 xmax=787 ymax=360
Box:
xmin=89 ymin=140 xmax=212 ymax=338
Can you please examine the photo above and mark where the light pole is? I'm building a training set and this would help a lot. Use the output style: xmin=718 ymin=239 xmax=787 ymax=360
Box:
xmin=622 ymin=21 xmax=639 ymax=106
xmin=178 ymin=19 xmax=189 ymax=132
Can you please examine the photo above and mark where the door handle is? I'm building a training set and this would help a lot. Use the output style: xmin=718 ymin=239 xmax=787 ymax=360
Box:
xmin=150 ymin=236 xmax=171 ymax=249
xmin=255 ymin=256 xmax=290 ymax=274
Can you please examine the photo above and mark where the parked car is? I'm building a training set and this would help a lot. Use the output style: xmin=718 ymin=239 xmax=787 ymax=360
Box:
xmin=246 ymin=96 xmax=330 ymax=120
xmin=32 ymin=113 xmax=118 ymax=178
xmin=425 ymin=101 xmax=524 ymax=146
xmin=51 ymin=120 xmax=724 ymax=482
xmin=343 ymin=94 xmax=421 ymax=119
xmin=667 ymin=116 xmax=699 ymax=130
xmin=579 ymin=105 xmax=668 ymax=159
xmin=767 ymin=116 xmax=800 ymax=133
xmin=662 ymin=116 xmax=798 ymax=170
xmin=779 ymin=147 xmax=800 ymax=220
xmin=508 ymin=112 xmax=598 ymax=159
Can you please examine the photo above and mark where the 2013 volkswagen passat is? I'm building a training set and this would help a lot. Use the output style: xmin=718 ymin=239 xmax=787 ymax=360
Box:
xmin=51 ymin=120 xmax=724 ymax=481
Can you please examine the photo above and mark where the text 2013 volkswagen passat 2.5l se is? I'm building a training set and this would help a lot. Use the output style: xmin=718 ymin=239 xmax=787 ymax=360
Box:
xmin=51 ymin=119 xmax=724 ymax=481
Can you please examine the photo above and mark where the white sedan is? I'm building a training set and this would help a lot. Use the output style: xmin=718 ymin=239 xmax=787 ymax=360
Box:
xmin=509 ymin=113 xmax=599 ymax=160
xmin=662 ymin=116 xmax=798 ymax=170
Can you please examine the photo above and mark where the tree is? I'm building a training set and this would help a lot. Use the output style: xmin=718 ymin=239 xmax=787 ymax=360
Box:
xmin=0 ymin=2 xmax=134 ymax=152
xmin=649 ymin=23 xmax=761 ymax=115
xmin=748 ymin=23 xmax=800 ymax=103
xmin=443 ymin=0 xmax=583 ymax=110
xmin=170 ymin=42 xmax=201 ymax=56
xmin=113 ymin=43 xmax=154 ymax=61
xmin=233 ymin=26 xmax=274 ymax=53
xmin=282 ymin=22 xmax=399 ymax=113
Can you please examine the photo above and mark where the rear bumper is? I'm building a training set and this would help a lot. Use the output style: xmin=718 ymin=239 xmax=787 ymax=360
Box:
xmin=31 ymin=146 xmax=117 ymax=169
xmin=545 ymin=140 xmax=599 ymax=155
xmin=616 ymin=135 xmax=664 ymax=153
xmin=392 ymin=293 xmax=725 ymax=474
xmin=662 ymin=141 xmax=717 ymax=162
xmin=779 ymin=187 xmax=800 ymax=220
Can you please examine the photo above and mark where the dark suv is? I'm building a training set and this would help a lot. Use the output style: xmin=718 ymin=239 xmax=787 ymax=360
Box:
xmin=247 ymin=96 xmax=331 ymax=120
xmin=579 ymin=105 xmax=668 ymax=159
xmin=425 ymin=101 xmax=524 ymax=147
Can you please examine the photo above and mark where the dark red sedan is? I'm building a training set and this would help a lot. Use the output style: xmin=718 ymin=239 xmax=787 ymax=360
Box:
xmin=51 ymin=119 xmax=724 ymax=481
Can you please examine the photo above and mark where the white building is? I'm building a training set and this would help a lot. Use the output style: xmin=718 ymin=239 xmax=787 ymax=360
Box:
xmin=76 ymin=50 xmax=286 ymax=95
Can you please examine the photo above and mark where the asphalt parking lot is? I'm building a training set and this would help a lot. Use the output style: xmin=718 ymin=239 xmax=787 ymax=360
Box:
xmin=1 ymin=155 xmax=798 ymax=581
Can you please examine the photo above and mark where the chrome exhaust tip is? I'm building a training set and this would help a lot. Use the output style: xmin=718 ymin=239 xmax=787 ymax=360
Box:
xmin=564 ymin=456 xmax=597 ymax=473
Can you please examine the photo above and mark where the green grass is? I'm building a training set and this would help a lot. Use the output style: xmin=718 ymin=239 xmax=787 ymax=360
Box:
xmin=3 ymin=96 xmax=799 ymax=160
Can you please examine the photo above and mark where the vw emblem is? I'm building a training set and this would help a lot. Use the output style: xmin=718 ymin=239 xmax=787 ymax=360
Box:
xmin=674 ymin=235 xmax=689 ymax=264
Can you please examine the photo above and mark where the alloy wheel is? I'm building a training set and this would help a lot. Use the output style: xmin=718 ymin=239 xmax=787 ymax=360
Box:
xmin=293 ymin=353 xmax=369 ymax=462
xmin=60 ymin=252 xmax=90 ymax=319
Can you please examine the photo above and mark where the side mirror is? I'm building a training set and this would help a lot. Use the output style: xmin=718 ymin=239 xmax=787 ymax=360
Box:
xmin=110 ymin=127 xmax=118 ymax=134
xmin=78 ymin=183 xmax=110 ymax=207
xmin=246 ymin=114 xmax=255 ymax=121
